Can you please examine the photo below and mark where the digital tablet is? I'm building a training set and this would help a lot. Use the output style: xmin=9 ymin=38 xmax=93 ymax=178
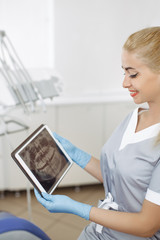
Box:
xmin=11 ymin=124 xmax=73 ymax=194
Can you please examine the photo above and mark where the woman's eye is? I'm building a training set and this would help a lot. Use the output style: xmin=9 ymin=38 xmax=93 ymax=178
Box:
xmin=129 ymin=73 xmax=138 ymax=78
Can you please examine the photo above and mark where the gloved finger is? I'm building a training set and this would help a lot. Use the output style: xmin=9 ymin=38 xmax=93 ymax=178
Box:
xmin=34 ymin=188 xmax=42 ymax=199
xmin=52 ymin=132 xmax=63 ymax=142
xmin=42 ymin=192 xmax=53 ymax=201
xmin=34 ymin=189 xmax=47 ymax=204
xmin=53 ymin=132 xmax=70 ymax=147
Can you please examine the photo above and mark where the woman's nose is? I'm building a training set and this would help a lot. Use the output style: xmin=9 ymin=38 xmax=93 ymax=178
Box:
xmin=122 ymin=75 xmax=131 ymax=89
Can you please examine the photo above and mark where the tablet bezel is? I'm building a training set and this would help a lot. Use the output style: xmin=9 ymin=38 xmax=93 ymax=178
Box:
xmin=11 ymin=124 xmax=73 ymax=194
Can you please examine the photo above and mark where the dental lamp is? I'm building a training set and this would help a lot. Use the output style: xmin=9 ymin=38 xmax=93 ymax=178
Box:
xmin=0 ymin=30 xmax=60 ymax=114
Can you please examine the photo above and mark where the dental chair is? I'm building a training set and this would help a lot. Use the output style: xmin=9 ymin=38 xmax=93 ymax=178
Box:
xmin=0 ymin=211 xmax=51 ymax=240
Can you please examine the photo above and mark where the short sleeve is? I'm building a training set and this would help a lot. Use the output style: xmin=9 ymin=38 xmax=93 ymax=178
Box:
xmin=145 ymin=159 xmax=160 ymax=205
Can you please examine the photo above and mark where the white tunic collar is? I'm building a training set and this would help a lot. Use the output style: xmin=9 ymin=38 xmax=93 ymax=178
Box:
xmin=119 ymin=108 xmax=160 ymax=150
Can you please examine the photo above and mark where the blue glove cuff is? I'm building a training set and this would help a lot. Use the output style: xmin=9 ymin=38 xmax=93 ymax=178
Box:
xmin=78 ymin=152 xmax=91 ymax=169
xmin=73 ymin=200 xmax=92 ymax=220
xmin=79 ymin=203 xmax=92 ymax=220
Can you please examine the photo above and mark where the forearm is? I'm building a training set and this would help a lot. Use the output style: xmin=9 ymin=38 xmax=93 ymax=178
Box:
xmin=89 ymin=207 xmax=155 ymax=238
xmin=84 ymin=156 xmax=103 ymax=183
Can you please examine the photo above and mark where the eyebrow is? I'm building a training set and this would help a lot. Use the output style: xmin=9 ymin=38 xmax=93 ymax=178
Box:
xmin=121 ymin=66 xmax=136 ymax=71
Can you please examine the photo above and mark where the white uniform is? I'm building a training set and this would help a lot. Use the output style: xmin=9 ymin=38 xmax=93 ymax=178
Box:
xmin=78 ymin=108 xmax=160 ymax=240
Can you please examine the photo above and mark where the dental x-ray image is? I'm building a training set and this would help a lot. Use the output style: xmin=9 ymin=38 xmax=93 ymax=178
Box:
xmin=11 ymin=125 xmax=73 ymax=193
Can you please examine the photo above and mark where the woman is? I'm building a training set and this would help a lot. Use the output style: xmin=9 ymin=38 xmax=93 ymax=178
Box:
xmin=35 ymin=27 xmax=160 ymax=239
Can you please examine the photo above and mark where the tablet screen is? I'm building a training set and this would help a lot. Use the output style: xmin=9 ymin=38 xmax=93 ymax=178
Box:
xmin=11 ymin=125 xmax=73 ymax=194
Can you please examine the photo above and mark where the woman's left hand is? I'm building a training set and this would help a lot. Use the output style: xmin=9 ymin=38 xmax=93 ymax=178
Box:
xmin=34 ymin=189 xmax=92 ymax=220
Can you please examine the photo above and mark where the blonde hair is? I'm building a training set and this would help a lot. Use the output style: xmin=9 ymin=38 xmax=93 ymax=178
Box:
xmin=123 ymin=26 xmax=160 ymax=144
xmin=123 ymin=27 xmax=160 ymax=73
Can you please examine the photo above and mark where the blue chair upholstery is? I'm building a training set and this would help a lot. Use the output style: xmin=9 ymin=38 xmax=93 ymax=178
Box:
xmin=0 ymin=212 xmax=51 ymax=240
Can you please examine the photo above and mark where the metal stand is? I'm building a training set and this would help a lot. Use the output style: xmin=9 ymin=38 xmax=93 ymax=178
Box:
xmin=26 ymin=182 xmax=32 ymax=222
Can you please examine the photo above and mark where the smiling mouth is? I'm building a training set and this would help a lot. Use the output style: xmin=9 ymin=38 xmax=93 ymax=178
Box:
xmin=129 ymin=90 xmax=139 ymax=97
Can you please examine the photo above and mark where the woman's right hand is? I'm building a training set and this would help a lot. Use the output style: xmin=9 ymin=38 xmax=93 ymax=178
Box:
xmin=53 ymin=132 xmax=91 ymax=169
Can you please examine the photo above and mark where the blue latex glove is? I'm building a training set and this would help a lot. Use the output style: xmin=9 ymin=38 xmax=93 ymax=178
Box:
xmin=34 ymin=189 xmax=92 ymax=220
xmin=53 ymin=132 xmax=91 ymax=169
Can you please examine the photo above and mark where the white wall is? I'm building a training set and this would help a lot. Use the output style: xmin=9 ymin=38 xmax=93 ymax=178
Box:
xmin=0 ymin=0 xmax=56 ymax=106
xmin=0 ymin=0 xmax=54 ymax=69
xmin=54 ymin=0 xmax=160 ymax=96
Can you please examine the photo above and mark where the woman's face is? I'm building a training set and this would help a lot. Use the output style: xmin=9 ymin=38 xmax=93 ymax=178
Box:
xmin=121 ymin=49 xmax=160 ymax=105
